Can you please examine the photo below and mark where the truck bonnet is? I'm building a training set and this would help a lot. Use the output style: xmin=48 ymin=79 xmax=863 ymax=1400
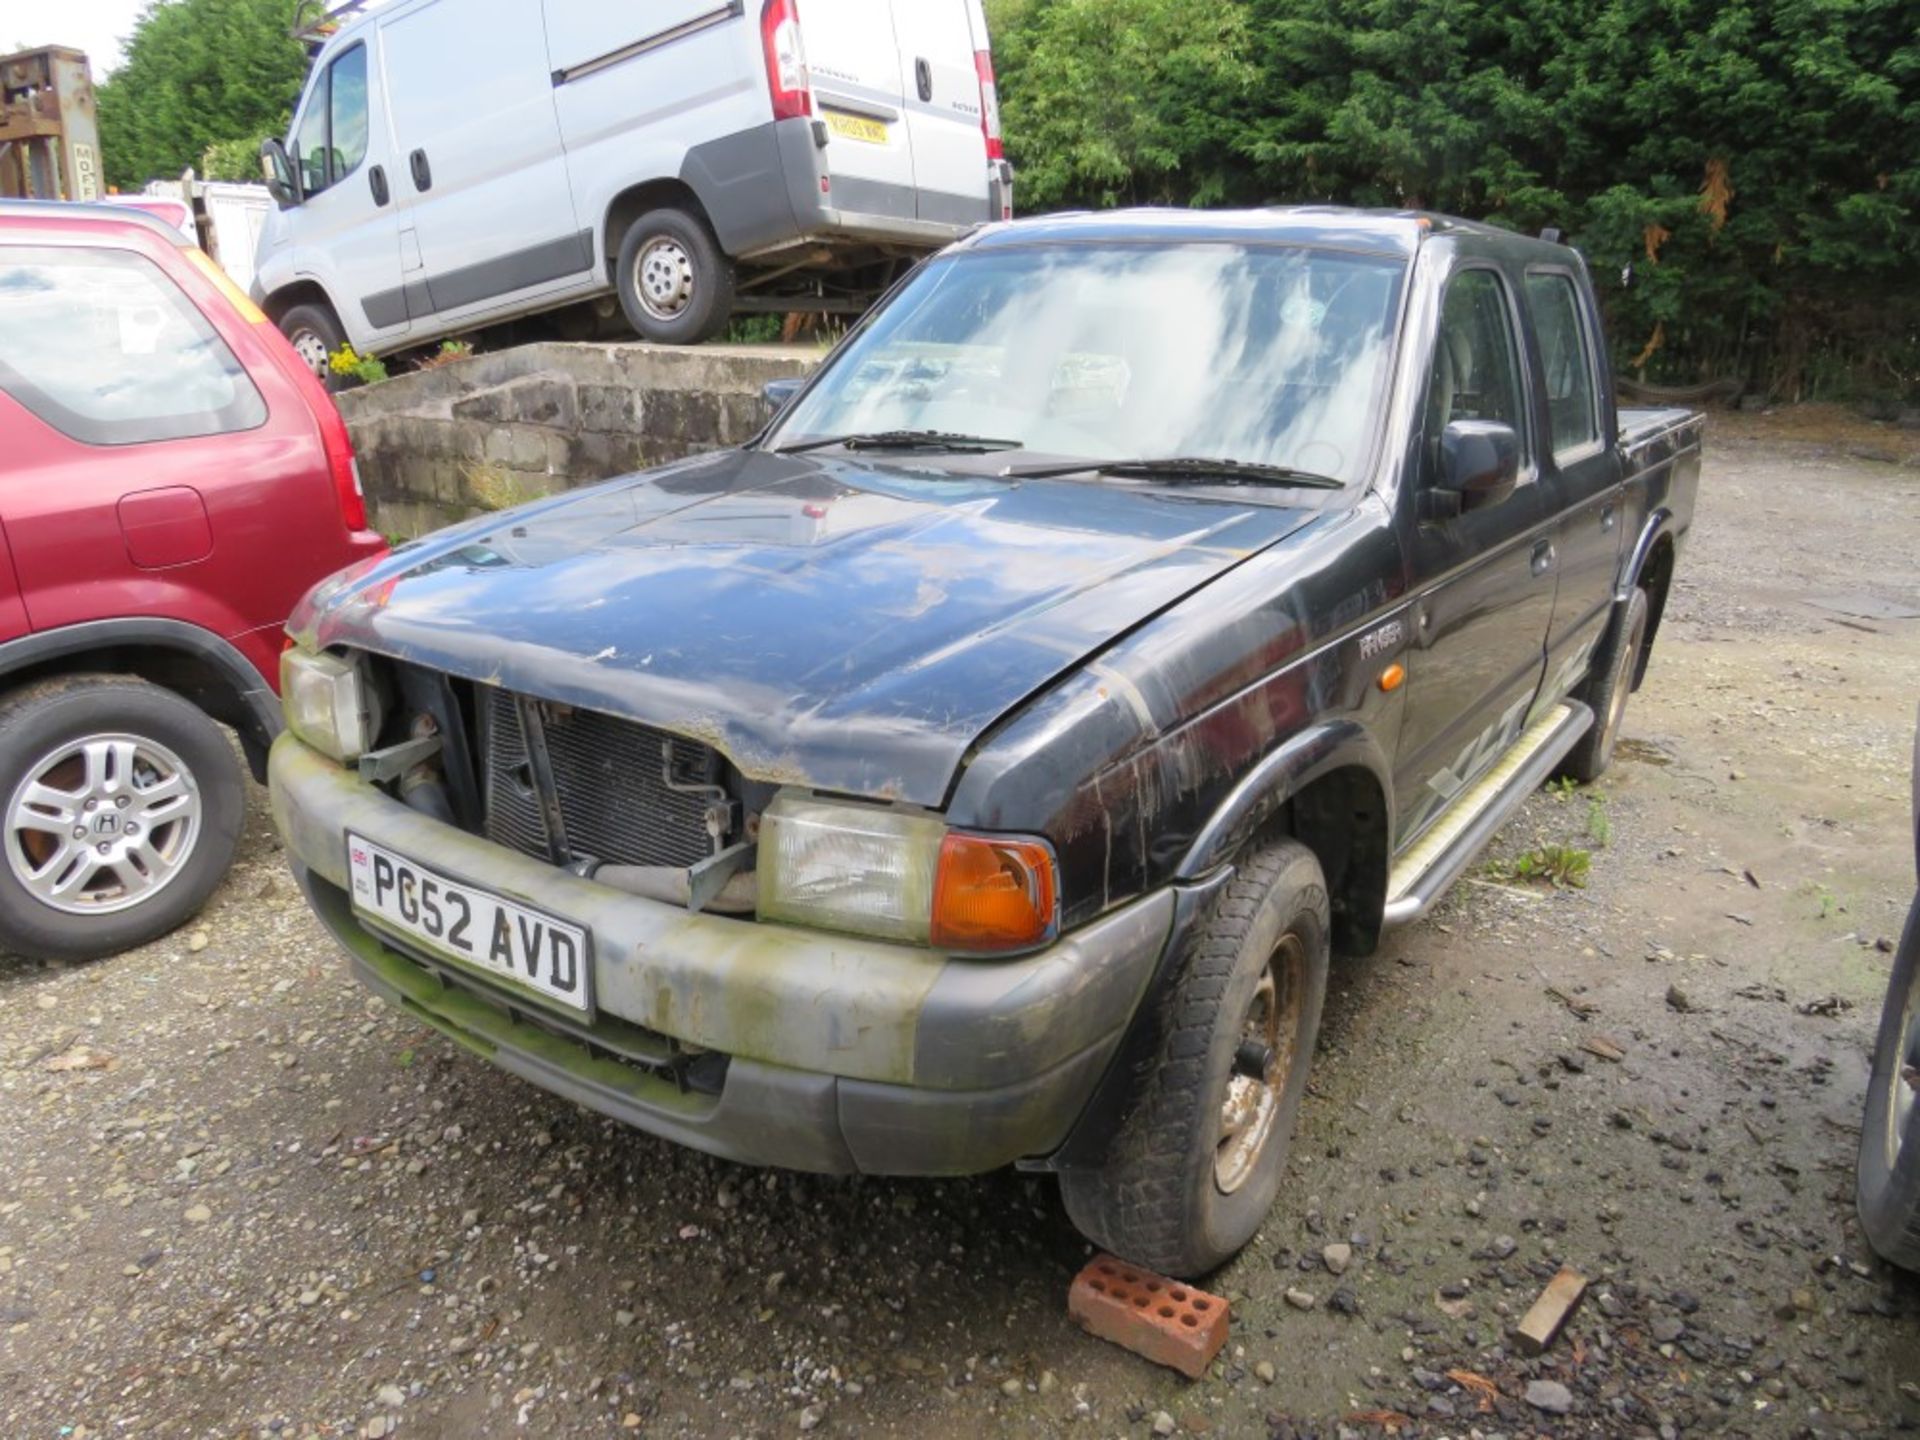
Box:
xmin=296 ymin=448 xmax=1324 ymax=805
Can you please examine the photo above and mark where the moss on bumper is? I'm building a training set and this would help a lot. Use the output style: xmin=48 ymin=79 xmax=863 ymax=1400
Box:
xmin=269 ymin=733 xmax=1174 ymax=1092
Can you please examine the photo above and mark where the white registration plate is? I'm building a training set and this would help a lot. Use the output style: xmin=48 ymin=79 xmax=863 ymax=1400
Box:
xmin=347 ymin=835 xmax=591 ymax=1015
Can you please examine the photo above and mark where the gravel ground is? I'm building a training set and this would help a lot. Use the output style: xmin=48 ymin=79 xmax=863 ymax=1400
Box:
xmin=3 ymin=411 xmax=1919 ymax=1439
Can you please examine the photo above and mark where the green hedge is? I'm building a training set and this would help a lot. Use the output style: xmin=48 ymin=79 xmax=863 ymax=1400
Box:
xmin=989 ymin=0 xmax=1920 ymax=401
xmin=96 ymin=0 xmax=307 ymax=196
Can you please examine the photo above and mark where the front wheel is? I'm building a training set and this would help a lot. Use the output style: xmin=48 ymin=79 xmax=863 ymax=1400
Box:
xmin=615 ymin=207 xmax=735 ymax=345
xmin=0 ymin=676 xmax=243 ymax=962
xmin=1060 ymin=838 xmax=1330 ymax=1277
xmin=1859 ymin=898 xmax=1920 ymax=1270
xmin=278 ymin=301 xmax=346 ymax=384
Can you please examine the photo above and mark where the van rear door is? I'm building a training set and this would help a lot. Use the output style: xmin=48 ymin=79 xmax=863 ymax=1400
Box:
xmin=798 ymin=0 xmax=918 ymax=222
xmin=888 ymin=0 xmax=992 ymax=225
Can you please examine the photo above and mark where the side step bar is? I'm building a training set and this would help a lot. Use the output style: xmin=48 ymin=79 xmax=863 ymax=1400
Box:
xmin=1383 ymin=700 xmax=1594 ymax=927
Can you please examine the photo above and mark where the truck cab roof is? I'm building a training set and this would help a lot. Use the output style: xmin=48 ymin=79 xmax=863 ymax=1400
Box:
xmin=961 ymin=206 xmax=1574 ymax=263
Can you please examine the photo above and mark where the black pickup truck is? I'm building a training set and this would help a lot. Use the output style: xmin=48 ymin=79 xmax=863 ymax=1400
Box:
xmin=271 ymin=208 xmax=1703 ymax=1276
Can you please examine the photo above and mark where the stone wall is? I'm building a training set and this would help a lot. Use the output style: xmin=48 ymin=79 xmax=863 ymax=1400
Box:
xmin=334 ymin=341 xmax=822 ymax=538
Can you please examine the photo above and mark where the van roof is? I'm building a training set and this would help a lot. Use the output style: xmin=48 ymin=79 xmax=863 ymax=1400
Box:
xmin=961 ymin=206 xmax=1562 ymax=260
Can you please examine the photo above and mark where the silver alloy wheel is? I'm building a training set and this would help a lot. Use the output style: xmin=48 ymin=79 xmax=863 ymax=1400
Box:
xmin=1892 ymin=961 xmax=1919 ymax=1171
xmin=1215 ymin=932 xmax=1305 ymax=1194
xmin=290 ymin=327 xmax=331 ymax=378
xmin=4 ymin=733 xmax=203 ymax=916
xmin=634 ymin=236 xmax=695 ymax=322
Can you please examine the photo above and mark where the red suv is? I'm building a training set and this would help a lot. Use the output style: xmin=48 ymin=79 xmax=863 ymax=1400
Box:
xmin=0 ymin=201 xmax=385 ymax=961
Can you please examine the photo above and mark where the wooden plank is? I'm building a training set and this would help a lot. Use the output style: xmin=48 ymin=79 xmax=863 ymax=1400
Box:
xmin=1509 ymin=1266 xmax=1588 ymax=1356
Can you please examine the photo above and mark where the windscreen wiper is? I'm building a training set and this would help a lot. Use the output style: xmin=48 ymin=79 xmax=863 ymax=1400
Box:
xmin=1003 ymin=456 xmax=1345 ymax=489
xmin=774 ymin=429 xmax=1025 ymax=455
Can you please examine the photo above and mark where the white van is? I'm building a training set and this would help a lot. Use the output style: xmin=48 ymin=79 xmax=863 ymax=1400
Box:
xmin=254 ymin=0 xmax=1010 ymax=368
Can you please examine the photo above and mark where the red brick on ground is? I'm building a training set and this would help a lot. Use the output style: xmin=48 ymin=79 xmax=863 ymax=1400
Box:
xmin=1067 ymin=1254 xmax=1230 ymax=1379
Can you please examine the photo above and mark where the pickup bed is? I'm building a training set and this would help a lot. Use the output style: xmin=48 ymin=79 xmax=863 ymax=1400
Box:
xmin=270 ymin=207 xmax=1703 ymax=1276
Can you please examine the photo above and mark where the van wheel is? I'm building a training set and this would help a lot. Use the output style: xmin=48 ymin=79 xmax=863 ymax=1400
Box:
xmin=1059 ymin=838 xmax=1329 ymax=1277
xmin=1560 ymin=586 xmax=1650 ymax=784
xmin=0 ymin=676 xmax=243 ymax=963
xmin=280 ymin=302 xmax=346 ymax=383
xmin=616 ymin=208 xmax=735 ymax=345
xmin=1859 ymin=899 xmax=1920 ymax=1270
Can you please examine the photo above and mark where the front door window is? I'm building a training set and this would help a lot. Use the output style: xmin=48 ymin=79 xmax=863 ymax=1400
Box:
xmin=292 ymin=44 xmax=369 ymax=197
xmin=1427 ymin=268 xmax=1527 ymax=452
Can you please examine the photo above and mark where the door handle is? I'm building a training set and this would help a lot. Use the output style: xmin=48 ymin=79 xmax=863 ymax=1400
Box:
xmin=1600 ymin=502 xmax=1618 ymax=532
xmin=368 ymin=164 xmax=389 ymax=206
xmin=915 ymin=57 xmax=933 ymax=102
xmin=1531 ymin=539 xmax=1557 ymax=576
xmin=409 ymin=148 xmax=432 ymax=192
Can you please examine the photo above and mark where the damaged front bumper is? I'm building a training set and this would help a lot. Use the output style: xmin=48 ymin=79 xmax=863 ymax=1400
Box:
xmin=269 ymin=735 xmax=1172 ymax=1175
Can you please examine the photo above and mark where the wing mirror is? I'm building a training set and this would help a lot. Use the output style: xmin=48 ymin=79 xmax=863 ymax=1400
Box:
xmin=260 ymin=138 xmax=300 ymax=209
xmin=762 ymin=376 xmax=804 ymax=413
xmin=1422 ymin=419 xmax=1520 ymax=521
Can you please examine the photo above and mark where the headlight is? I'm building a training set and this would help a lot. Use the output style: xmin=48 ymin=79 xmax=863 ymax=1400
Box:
xmin=281 ymin=647 xmax=385 ymax=764
xmin=757 ymin=792 xmax=1057 ymax=953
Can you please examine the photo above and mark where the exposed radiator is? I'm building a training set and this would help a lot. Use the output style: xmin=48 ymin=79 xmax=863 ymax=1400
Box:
xmin=480 ymin=688 xmax=724 ymax=870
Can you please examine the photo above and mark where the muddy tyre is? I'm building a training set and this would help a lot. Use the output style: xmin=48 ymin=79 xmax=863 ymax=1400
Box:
xmin=1859 ymin=898 xmax=1920 ymax=1270
xmin=615 ymin=207 xmax=735 ymax=345
xmin=1059 ymin=838 xmax=1329 ymax=1277
xmin=0 ymin=676 xmax=243 ymax=962
xmin=278 ymin=301 xmax=346 ymax=385
xmin=1561 ymin=585 xmax=1650 ymax=784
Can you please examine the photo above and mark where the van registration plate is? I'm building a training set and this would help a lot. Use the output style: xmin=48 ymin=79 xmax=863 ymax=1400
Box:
xmin=347 ymin=835 xmax=591 ymax=1015
xmin=825 ymin=111 xmax=888 ymax=145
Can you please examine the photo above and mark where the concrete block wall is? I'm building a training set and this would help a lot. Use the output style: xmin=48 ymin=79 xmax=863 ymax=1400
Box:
xmin=333 ymin=341 xmax=822 ymax=539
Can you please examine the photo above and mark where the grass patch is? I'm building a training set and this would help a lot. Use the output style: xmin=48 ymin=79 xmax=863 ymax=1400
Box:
xmin=1488 ymin=844 xmax=1592 ymax=889
xmin=1586 ymin=794 xmax=1612 ymax=847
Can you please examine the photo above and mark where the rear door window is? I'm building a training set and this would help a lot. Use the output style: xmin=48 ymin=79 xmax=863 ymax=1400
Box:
xmin=0 ymin=246 xmax=267 ymax=446
xmin=1524 ymin=271 xmax=1601 ymax=456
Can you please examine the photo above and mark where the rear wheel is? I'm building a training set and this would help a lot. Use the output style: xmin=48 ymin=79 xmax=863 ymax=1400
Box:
xmin=615 ymin=207 xmax=735 ymax=345
xmin=1059 ymin=838 xmax=1329 ymax=1277
xmin=1859 ymin=899 xmax=1920 ymax=1270
xmin=1561 ymin=585 xmax=1650 ymax=783
xmin=279 ymin=301 xmax=346 ymax=383
xmin=0 ymin=676 xmax=243 ymax=962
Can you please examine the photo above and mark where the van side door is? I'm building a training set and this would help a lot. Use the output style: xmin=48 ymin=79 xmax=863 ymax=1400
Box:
xmin=1393 ymin=262 xmax=1557 ymax=843
xmin=542 ymin=1 xmax=770 ymax=257
xmin=1525 ymin=266 xmax=1626 ymax=707
xmin=286 ymin=40 xmax=410 ymax=352
xmin=378 ymin=0 xmax=588 ymax=331
xmin=888 ymin=0 xmax=992 ymax=225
